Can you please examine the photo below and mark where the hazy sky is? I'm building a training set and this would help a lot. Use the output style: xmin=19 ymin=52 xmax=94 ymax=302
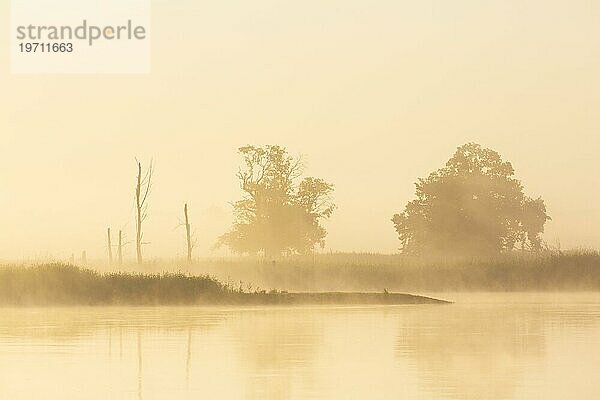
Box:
xmin=1 ymin=0 xmax=599 ymax=260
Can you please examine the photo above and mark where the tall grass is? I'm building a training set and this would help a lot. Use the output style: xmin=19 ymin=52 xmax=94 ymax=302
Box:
xmin=98 ymin=250 xmax=600 ymax=292
xmin=2 ymin=250 xmax=598 ymax=305
xmin=0 ymin=263 xmax=229 ymax=306
xmin=0 ymin=263 xmax=446 ymax=306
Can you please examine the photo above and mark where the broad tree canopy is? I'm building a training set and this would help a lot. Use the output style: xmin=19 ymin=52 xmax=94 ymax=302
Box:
xmin=218 ymin=145 xmax=335 ymax=257
xmin=392 ymin=143 xmax=550 ymax=256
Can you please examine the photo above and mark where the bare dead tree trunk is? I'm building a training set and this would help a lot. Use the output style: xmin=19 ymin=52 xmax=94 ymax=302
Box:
xmin=184 ymin=203 xmax=192 ymax=263
xmin=135 ymin=160 xmax=153 ymax=265
xmin=136 ymin=162 xmax=143 ymax=265
xmin=107 ymin=227 xmax=113 ymax=266
xmin=118 ymin=230 xmax=123 ymax=266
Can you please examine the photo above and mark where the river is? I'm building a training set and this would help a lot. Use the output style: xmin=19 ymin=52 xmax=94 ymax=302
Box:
xmin=0 ymin=293 xmax=599 ymax=399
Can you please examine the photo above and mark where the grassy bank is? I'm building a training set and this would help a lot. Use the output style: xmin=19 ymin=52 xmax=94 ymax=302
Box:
xmin=100 ymin=250 xmax=600 ymax=292
xmin=4 ymin=251 xmax=597 ymax=305
xmin=0 ymin=264 xmax=447 ymax=306
xmin=0 ymin=264 xmax=229 ymax=306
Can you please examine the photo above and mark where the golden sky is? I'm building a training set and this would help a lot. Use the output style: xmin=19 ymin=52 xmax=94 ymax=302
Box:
xmin=1 ymin=0 xmax=599 ymax=260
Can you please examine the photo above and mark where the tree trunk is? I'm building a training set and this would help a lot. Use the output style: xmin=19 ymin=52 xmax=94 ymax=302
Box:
xmin=135 ymin=162 xmax=143 ymax=265
xmin=117 ymin=230 xmax=123 ymax=266
xmin=107 ymin=227 xmax=113 ymax=266
xmin=184 ymin=203 xmax=192 ymax=263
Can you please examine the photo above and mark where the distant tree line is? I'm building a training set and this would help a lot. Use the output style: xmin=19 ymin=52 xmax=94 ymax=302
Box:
xmin=104 ymin=142 xmax=550 ymax=264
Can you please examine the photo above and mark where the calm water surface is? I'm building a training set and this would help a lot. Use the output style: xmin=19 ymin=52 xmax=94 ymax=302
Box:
xmin=1 ymin=293 xmax=599 ymax=399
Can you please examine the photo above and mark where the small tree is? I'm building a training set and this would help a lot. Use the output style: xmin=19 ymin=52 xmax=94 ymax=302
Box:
xmin=392 ymin=143 xmax=551 ymax=256
xmin=135 ymin=160 xmax=153 ymax=265
xmin=218 ymin=145 xmax=335 ymax=257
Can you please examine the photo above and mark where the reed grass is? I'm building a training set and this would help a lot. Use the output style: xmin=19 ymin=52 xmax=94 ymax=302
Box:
xmin=1 ymin=250 xmax=598 ymax=306
xmin=121 ymin=250 xmax=600 ymax=292
xmin=0 ymin=263 xmax=228 ymax=305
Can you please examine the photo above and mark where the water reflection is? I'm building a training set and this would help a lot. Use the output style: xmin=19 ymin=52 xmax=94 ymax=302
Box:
xmin=137 ymin=331 xmax=143 ymax=400
xmin=231 ymin=309 xmax=323 ymax=399
xmin=185 ymin=328 xmax=191 ymax=386
xmin=0 ymin=295 xmax=598 ymax=400
xmin=395 ymin=305 xmax=545 ymax=399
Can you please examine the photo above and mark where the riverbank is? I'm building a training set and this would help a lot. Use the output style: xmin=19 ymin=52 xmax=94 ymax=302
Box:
xmin=0 ymin=264 xmax=448 ymax=306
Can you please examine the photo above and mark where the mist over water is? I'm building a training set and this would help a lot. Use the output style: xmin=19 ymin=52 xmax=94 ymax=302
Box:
xmin=1 ymin=293 xmax=599 ymax=399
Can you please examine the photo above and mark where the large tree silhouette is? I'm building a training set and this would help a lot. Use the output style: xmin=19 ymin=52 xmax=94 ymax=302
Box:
xmin=218 ymin=145 xmax=335 ymax=257
xmin=392 ymin=143 xmax=550 ymax=256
